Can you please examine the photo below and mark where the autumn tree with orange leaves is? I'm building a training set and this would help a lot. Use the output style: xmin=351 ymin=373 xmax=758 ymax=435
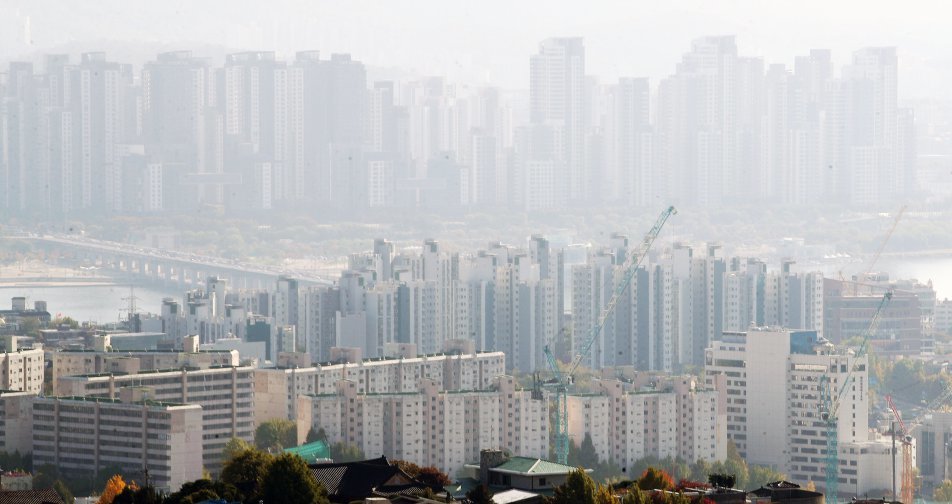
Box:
xmin=96 ymin=475 xmax=127 ymax=504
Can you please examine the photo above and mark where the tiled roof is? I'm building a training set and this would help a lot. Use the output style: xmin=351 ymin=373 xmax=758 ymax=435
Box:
xmin=308 ymin=456 xmax=440 ymax=503
xmin=492 ymin=457 xmax=576 ymax=475
xmin=0 ymin=489 xmax=65 ymax=504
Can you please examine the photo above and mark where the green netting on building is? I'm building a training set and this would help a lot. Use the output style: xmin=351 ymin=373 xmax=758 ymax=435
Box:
xmin=284 ymin=440 xmax=331 ymax=462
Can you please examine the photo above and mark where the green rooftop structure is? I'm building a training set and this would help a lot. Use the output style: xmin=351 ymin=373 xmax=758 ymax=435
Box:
xmin=283 ymin=440 xmax=331 ymax=463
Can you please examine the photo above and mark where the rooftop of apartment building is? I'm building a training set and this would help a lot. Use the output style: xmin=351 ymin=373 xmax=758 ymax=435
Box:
xmin=40 ymin=395 xmax=193 ymax=408
xmin=67 ymin=363 xmax=250 ymax=379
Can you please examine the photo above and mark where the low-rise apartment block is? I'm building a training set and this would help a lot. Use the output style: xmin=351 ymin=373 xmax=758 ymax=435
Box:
xmin=297 ymin=375 xmax=546 ymax=476
xmin=0 ymin=390 xmax=34 ymax=454
xmin=53 ymin=364 xmax=254 ymax=473
xmin=52 ymin=339 xmax=239 ymax=385
xmin=31 ymin=392 xmax=203 ymax=492
xmin=566 ymin=375 xmax=722 ymax=472
xmin=256 ymin=349 xmax=505 ymax=424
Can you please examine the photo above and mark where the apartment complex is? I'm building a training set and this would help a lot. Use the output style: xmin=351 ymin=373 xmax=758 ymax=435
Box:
xmin=1 ymin=337 xmax=44 ymax=393
xmin=255 ymin=348 xmax=505 ymax=424
xmin=0 ymin=391 xmax=34 ymax=455
xmin=566 ymin=375 xmax=724 ymax=472
xmin=51 ymin=337 xmax=239 ymax=384
xmin=297 ymin=375 xmax=547 ymax=476
xmin=704 ymin=328 xmax=889 ymax=495
xmin=31 ymin=393 xmax=203 ymax=492
xmin=53 ymin=364 xmax=254 ymax=473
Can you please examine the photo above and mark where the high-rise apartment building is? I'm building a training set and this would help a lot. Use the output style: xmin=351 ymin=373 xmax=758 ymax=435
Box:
xmin=704 ymin=328 xmax=885 ymax=494
xmin=529 ymin=38 xmax=586 ymax=203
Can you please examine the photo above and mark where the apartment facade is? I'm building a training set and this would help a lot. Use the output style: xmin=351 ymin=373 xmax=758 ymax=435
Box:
xmin=254 ymin=350 xmax=505 ymax=424
xmin=31 ymin=393 xmax=203 ymax=492
xmin=53 ymin=365 xmax=254 ymax=473
xmin=1 ymin=343 xmax=44 ymax=394
xmin=705 ymin=328 xmax=871 ymax=494
xmin=297 ymin=375 xmax=546 ymax=476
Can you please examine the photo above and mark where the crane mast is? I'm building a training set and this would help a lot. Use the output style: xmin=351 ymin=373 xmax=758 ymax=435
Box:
xmin=821 ymin=291 xmax=892 ymax=503
xmin=543 ymin=205 xmax=677 ymax=465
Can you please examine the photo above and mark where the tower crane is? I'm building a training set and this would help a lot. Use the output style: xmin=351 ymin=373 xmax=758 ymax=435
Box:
xmin=886 ymin=380 xmax=952 ymax=504
xmin=543 ymin=205 xmax=677 ymax=465
xmin=820 ymin=291 xmax=892 ymax=503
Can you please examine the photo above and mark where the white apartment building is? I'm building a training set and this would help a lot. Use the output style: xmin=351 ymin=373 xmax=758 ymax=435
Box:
xmin=705 ymin=328 xmax=872 ymax=494
xmin=31 ymin=393 xmax=203 ymax=492
xmin=53 ymin=364 xmax=254 ymax=474
xmin=1 ymin=338 xmax=44 ymax=394
xmin=297 ymin=374 xmax=545 ymax=476
xmin=255 ymin=349 xmax=505 ymax=424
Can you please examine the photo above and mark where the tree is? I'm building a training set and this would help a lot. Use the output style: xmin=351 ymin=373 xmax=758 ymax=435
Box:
xmin=708 ymin=473 xmax=736 ymax=489
xmin=465 ymin=484 xmax=494 ymax=504
xmin=416 ymin=466 xmax=453 ymax=487
xmin=96 ymin=475 xmax=127 ymax=504
xmin=220 ymin=449 xmax=274 ymax=501
xmin=330 ymin=442 xmax=365 ymax=462
xmin=549 ymin=468 xmax=598 ymax=504
xmin=637 ymin=467 xmax=674 ymax=491
xmin=748 ymin=465 xmax=786 ymax=490
xmin=52 ymin=480 xmax=74 ymax=504
xmin=306 ymin=427 xmax=326 ymax=444
xmin=621 ymin=488 xmax=649 ymax=504
xmin=223 ymin=436 xmax=255 ymax=461
xmin=935 ymin=480 xmax=952 ymax=502
xmin=165 ymin=479 xmax=239 ymax=504
xmin=259 ymin=453 xmax=329 ymax=504
xmin=594 ymin=483 xmax=616 ymax=504
xmin=254 ymin=418 xmax=297 ymax=451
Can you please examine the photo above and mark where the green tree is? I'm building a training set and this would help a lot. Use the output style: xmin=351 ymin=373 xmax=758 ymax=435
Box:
xmin=935 ymin=480 xmax=952 ymax=502
xmin=260 ymin=453 xmax=329 ymax=504
xmin=549 ymin=468 xmax=598 ymax=504
xmin=748 ymin=465 xmax=786 ymax=490
xmin=165 ymin=480 xmax=239 ymax=504
xmin=306 ymin=427 xmax=325 ymax=444
xmin=223 ymin=437 xmax=255 ymax=461
xmin=330 ymin=441 xmax=365 ymax=462
xmin=465 ymin=484 xmax=494 ymax=504
xmin=220 ymin=449 xmax=274 ymax=501
xmin=254 ymin=418 xmax=297 ymax=451
xmin=637 ymin=467 xmax=674 ymax=491
xmin=52 ymin=480 xmax=74 ymax=504
xmin=621 ymin=487 xmax=649 ymax=504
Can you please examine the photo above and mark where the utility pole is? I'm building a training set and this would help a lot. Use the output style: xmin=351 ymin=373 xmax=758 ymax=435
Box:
xmin=892 ymin=421 xmax=897 ymax=501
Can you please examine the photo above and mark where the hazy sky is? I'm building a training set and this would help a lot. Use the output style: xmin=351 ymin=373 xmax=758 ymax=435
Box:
xmin=4 ymin=0 xmax=951 ymax=98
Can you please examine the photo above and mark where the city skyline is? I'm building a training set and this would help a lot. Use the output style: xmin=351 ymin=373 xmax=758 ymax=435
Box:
xmin=2 ymin=0 xmax=950 ymax=100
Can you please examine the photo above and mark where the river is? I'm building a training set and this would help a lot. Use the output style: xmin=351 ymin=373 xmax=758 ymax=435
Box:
xmin=0 ymin=283 xmax=180 ymax=324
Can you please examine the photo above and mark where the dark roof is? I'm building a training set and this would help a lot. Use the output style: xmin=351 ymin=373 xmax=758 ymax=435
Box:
xmin=308 ymin=456 xmax=441 ymax=503
xmin=0 ymin=489 xmax=65 ymax=504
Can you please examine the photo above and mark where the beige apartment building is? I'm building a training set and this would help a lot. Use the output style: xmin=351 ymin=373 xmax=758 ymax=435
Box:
xmin=255 ymin=349 xmax=506 ymax=424
xmin=52 ymin=343 xmax=239 ymax=385
xmin=0 ymin=391 xmax=34 ymax=454
xmin=567 ymin=375 xmax=722 ymax=472
xmin=297 ymin=375 xmax=546 ymax=476
xmin=1 ymin=337 xmax=44 ymax=393
xmin=31 ymin=392 xmax=203 ymax=492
